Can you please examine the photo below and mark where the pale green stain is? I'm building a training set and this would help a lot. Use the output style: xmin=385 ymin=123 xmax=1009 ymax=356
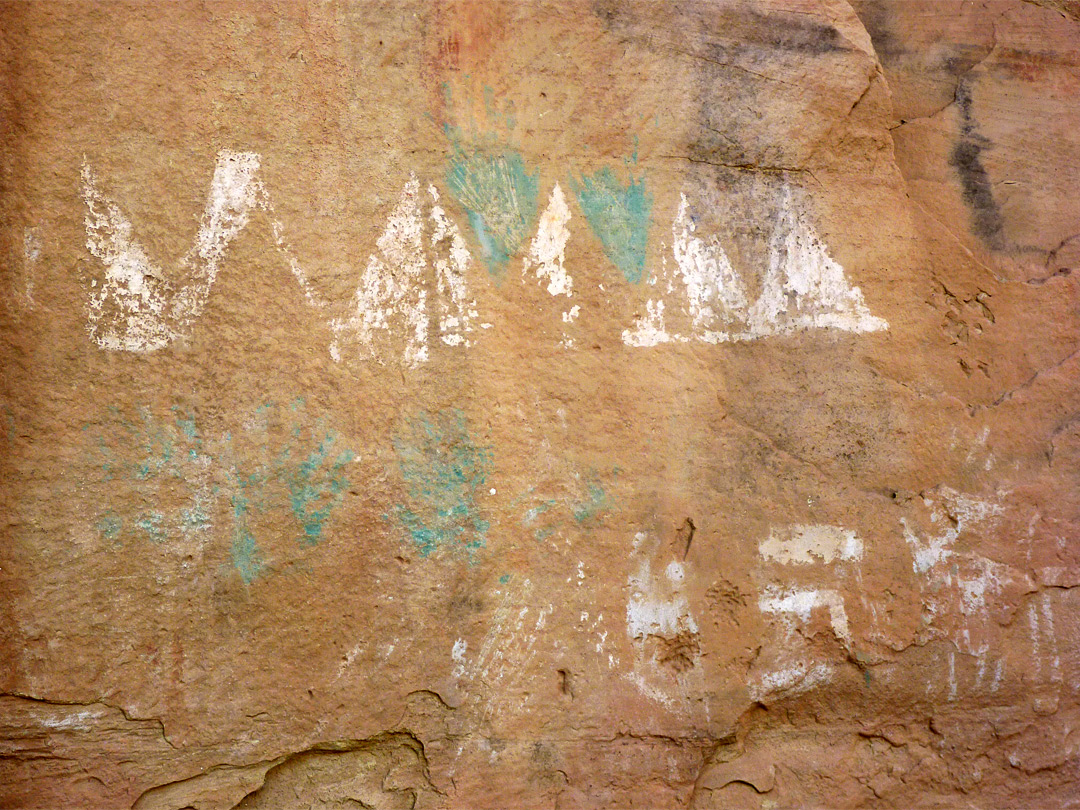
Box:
xmin=523 ymin=500 xmax=555 ymax=525
xmin=134 ymin=408 xmax=174 ymax=480
xmin=222 ymin=404 xmax=356 ymax=580
xmin=96 ymin=512 xmax=122 ymax=541
xmin=572 ymin=481 xmax=608 ymax=524
xmin=517 ymin=466 xmax=618 ymax=534
xmin=572 ymin=166 xmax=652 ymax=283
xmin=499 ymin=573 xmax=511 ymax=584
xmin=441 ymin=85 xmax=534 ymax=275
xmin=180 ymin=503 xmax=210 ymax=534
xmin=175 ymin=414 xmax=198 ymax=441
xmin=445 ymin=134 xmax=539 ymax=276
xmin=392 ymin=409 xmax=491 ymax=558
xmin=135 ymin=511 xmax=166 ymax=543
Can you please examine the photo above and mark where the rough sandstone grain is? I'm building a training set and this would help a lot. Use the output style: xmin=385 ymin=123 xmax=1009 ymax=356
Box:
xmin=1 ymin=1 xmax=1078 ymax=807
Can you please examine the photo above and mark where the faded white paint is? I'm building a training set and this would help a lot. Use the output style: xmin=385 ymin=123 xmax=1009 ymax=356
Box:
xmin=330 ymin=177 xmax=428 ymax=367
xmin=902 ymin=486 xmax=1032 ymax=698
xmin=902 ymin=488 xmax=1003 ymax=575
xmin=526 ymin=183 xmax=573 ymax=297
xmin=449 ymin=578 xmax=553 ymax=723
xmin=627 ymin=533 xmax=699 ymax=640
xmin=759 ymin=585 xmax=851 ymax=644
xmin=623 ymin=531 xmax=708 ymax=719
xmin=748 ymin=186 xmax=888 ymax=337
xmin=623 ymin=187 xmax=888 ymax=347
xmin=330 ymin=176 xmax=480 ymax=367
xmin=759 ymin=524 xmax=863 ymax=565
xmin=268 ymin=218 xmax=326 ymax=310
xmin=40 ymin=708 xmax=105 ymax=730
xmin=672 ymin=193 xmax=749 ymax=336
xmin=429 ymin=184 xmax=479 ymax=346
xmin=82 ymin=150 xmax=267 ymax=352
xmin=750 ymin=661 xmax=833 ymax=701
xmin=451 ymin=638 xmax=468 ymax=679
xmin=524 ymin=183 xmax=579 ymax=346
xmin=19 ymin=227 xmax=40 ymax=308
xmin=751 ymin=577 xmax=849 ymax=701
xmin=82 ymin=158 xmax=479 ymax=363
xmin=623 ymin=298 xmax=677 ymax=347
xmin=1028 ymin=595 xmax=1062 ymax=692
xmin=82 ymin=163 xmax=181 ymax=351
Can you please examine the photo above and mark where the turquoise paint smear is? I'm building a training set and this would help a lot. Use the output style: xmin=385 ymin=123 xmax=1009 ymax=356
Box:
xmin=230 ymin=492 xmax=265 ymax=585
xmin=446 ymin=141 xmax=539 ymax=276
xmin=440 ymin=85 xmax=535 ymax=275
xmin=571 ymin=166 xmax=652 ymax=283
xmin=173 ymin=408 xmax=199 ymax=442
xmin=571 ymin=480 xmax=611 ymax=524
xmin=392 ymin=408 xmax=491 ymax=558
xmin=86 ymin=400 xmax=355 ymax=584
xmin=517 ymin=466 xmax=619 ymax=536
xmin=224 ymin=464 xmax=270 ymax=582
xmin=278 ymin=432 xmax=354 ymax=546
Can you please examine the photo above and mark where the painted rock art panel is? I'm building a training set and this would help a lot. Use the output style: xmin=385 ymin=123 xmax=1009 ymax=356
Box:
xmin=2 ymin=1 xmax=1079 ymax=808
xmin=81 ymin=400 xmax=355 ymax=584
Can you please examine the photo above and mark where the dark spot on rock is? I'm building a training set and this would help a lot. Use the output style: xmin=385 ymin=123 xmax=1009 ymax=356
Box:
xmin=654 ymin=631 xmax=701 ymax=673
xmin=557 ymin=668 xmax=573 ymax=698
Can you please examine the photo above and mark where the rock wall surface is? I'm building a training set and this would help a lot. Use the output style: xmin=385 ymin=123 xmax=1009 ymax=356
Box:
xmin=1 ymin=1 xmax=1078 ymax=807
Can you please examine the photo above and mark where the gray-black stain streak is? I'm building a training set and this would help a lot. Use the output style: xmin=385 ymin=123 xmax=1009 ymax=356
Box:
xmin=716 ymin=8 xmax=850 ymax=57
xmin=850 ymin=0 xmax=902 ymax=60
xmin=949 ymin=80 xmax=1006 ymax=249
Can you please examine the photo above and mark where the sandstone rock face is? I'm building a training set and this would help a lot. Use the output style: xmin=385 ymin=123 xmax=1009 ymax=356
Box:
xmin=1 ymin=1 xmax=1078 ymax=807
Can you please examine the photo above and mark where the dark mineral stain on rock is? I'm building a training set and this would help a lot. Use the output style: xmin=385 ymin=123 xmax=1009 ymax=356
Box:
xmin=851 ymin=0 xmax=902 ymax=60
xmin=950 ymin=80 xmax=1006 ymax=249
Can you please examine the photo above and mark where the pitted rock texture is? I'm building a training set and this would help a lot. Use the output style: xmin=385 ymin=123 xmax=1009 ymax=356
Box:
xmin=1 ymin=1 xmax=1078 ymax=807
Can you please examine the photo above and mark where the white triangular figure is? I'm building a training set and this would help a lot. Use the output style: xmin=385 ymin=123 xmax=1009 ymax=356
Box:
xmin=330 ymin=176 xmax=429 ymax=367
xmin=749 ymin=186 xmax=888 ymax=336
xmin=523 ymin=183 xmax=578 ymax=345
xmin=623 ymin=194 xmax=748 ymax=347
xmin=428 ymin=185 xmax=478 ymax=348
xmin=171 ymin=153 xmax=266 ymax=323
xmin=672 ymin=193 xmax=749 ymax=341
xmin=82 ymin=150 xmax=266 ymax=352
xmin=526 ymin=183 xmax=573 ymax=297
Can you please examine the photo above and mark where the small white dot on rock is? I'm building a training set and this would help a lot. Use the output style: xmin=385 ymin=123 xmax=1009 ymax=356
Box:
xmin=489 ymin=488 xmax=496 ymax=495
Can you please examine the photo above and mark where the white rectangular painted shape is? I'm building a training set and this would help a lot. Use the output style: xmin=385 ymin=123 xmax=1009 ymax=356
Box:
xmin=759 ymin=524 xmax=864 ymax=565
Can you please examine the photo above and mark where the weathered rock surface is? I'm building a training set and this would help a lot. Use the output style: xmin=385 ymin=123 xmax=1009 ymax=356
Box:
xmin=1 ymin=1 xmax=1078 ymax=806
